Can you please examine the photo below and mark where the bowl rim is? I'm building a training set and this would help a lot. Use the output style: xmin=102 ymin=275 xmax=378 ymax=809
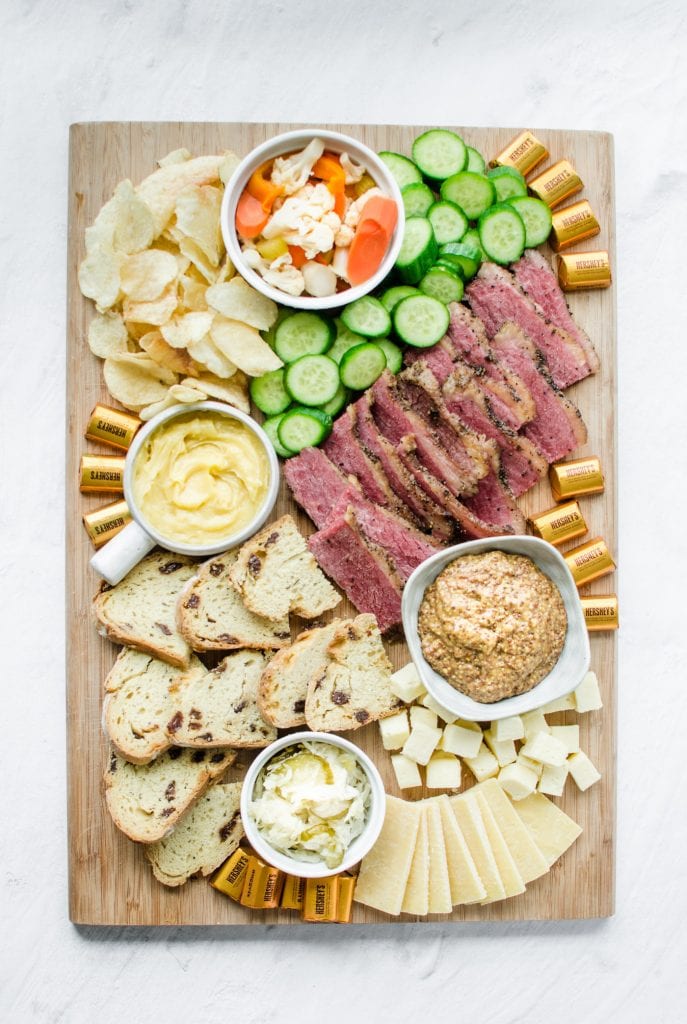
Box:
xmin=239 ymin=730 xmax=387 ymax=878
xmin=401 ymin=535 xmax=591 ymax=722
xmin=220 ymin=128 xmax=405 ymax=311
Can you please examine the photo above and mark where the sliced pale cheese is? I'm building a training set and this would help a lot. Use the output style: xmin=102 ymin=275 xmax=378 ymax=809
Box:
xmin=354 ymin=796 xmax=421 ymax=915
xmin=463 ymin=742 xmax=499 ymax=782
xmin=573 ymin=670 xmax=603 ymax=713
xmin=420 ymin=692 xmax=457 ymax=723
xmin=424 ymin=798 xmax=452 ymax=914
xmin=519 ymin=731 xmax=568 ymax=767
xmin=483 ymin=728 xmax=517 ymax=767
xmin=441 ymin=720 xmax=483 ymax=758
xmin=512 ymin=792 xmax=582 ymax=867
xmin=538 ymin=762 xmax=569 ymax=797
xmin=472 ymin=779 xmax=548 ymax=883
xmin=517 ymin=753 xmax=543 ymax=778
xmin=538 ymin=692 xmax=576 ymax=714
xmin=568 ymin=750 xmax=601 ymax=791
xmin=401 ymin=804 xmax=429 ymax=916
xmin=475 ymin=791 xmax=525 ymax=902
xmin=549 ymin=724 xmax=580 ymax=755
xmin=498 ymin=762 xmax=539 ymax=800
xmin=390 ymin=753 xmax=422 ymax=790
xmin=402 ymin=722 xmax=442 ymax=765
xmin=449 ymin=793 xmax=506 ymax=903
xmin=491 ymin=715 xmax=525 ymax=741
xmin=390 ymin=663 xmax=426 ymax=703
xmin=410 ymin=705 xmax=438 ymax=730
xmin=379 ymin=710 xmax=410 ymax=751
xmin=436 ymin=794 xmax=486 ymax=905
xmin=521 ymin=709 xmax=551 ymax=739
xmin=425 ymin=751 xmax=461 ymax=789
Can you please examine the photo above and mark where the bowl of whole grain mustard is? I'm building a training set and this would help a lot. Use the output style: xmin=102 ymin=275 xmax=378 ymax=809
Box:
xmin=401 ymin=536 xmax=590 ymax=722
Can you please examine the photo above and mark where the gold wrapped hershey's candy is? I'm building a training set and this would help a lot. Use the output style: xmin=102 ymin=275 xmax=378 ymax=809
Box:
xmin=550 ymin=199 xmax=601 ymax=251
xmin=529 ymin=500 xmax=588 ymax=547
xmin=564 ymin=537 xmax=615 ymax=587
xmin=85 ymin=403 xmax=141 ymax=451
xmin=335 ymin=874 xmax=356 ymax=923
xmin=302 ymin=876 xmax=340 ymax=923
xmin=211 ymin=848 xmax=251 ymax=902
xmin=549 ymin=457 xmax=605 ymax=501
xmin=558 ymin=250 xmax=612 ymax=291
xmin=581 ymin=595 xmax=619 ymax=632
xmin=79 ymin=454 xmax=125 ymax=494
xmin=280 ymin=874 xmax=306 ymax=911
xmin=240 ymin=855 xmax=284 ymax=910
xmin=490 ymin=130 xmax=548 ymax=177
xmin=528 ymin=159 xmax=583 ymax=209
xmin=82 ymin=499 xmax=131 ymax=548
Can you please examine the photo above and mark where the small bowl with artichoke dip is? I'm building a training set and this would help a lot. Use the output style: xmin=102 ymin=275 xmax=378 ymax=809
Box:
xmin=402 ymin=536 xmax=590 ymax=722
xmin=241 ymin=733 xmax=386 ymax=878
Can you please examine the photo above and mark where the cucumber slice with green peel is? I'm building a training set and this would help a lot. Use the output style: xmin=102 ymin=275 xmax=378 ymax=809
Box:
xmin=440 ymin=171 xmax=496 ymax=220
xmin=284 ymin=354 xmax=340 ymax=407
xmin=427 ymin=200 xmax=468 ymax=245
xmin=250 ymin=368 xmax=291 ymax=416
xmin=461 ymin=227 xmax=486 ymax=262
xmin=412 ymin=129 xmax=467 ymax=181
xmin=401 ymin=181 xmax=435 ymax=218
xmin=419 ymin=267 xmax=464 ymax=304
xmin=478 ymin=203 xmax=526 ymax=265
xmin=274 ymin=311 xmax=334 ymax=362
xmin=375 ymin=337 xmax=403 ymax=374
xmin=395 ymin=216 xmax=438 ymax=284
xmin=393 ymin=294 xmax=450 ymax=348
xmin=340 ymin=295 xmax=391 ymax=338
xmin=380 ymin=285 xmax=420 ymax=313
xmin=465 ymin=146 xmax=486 ymax=174
xmin=506 ymin=195 xmax=553 ymax=247
xmin=439 ymin=241 xmax=482 ymax=280
xmin=487 ymin=165 xmax=528 ymax=202
xmin=261 ymin=307 xmax=294 ymax=349
xmin=378 ymin=150 xmax=423 ymax=190
xmin=434 ymin=258 xmax=466 ymax=279
xmin=319 ymin=382 xmax=349 ymax=417
xmin=339 ymin=342 xmax=388 ymax=390
xmin=328 ymin=320 xmax=367 ymax=363
xmin=277 ymin=406 xmax=332 ymax=453
xmin=262 ymin=413 xmax=295 ymax=458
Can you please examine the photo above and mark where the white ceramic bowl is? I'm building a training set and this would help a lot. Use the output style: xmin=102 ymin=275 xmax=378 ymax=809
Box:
xmin=240 ymin=731 xmax=386 ymax=878
xmin=221 ymin=129 xmax=405 ymax=310
xmin=401 ymin=535 xmax=590 ymax=722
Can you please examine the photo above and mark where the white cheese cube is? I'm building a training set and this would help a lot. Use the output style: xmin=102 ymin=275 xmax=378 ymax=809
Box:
xmin=574 ymin=671 xmax=603 ymax=713
xmin=402 ymin=723 xmax=442 ymax=766
xmin=390 ymin=753 xmax=423 ymax=790
xmin=538 ymin=692 xmax=576 ymax=714
xmin=521 ymin=709 xmax=551 ymax=739
xmin=517 ymin=753 xmax=543 ymax=779
xmin=519 ymin=732 xmax=569 ymax=767
xmin=378 ymin=710 xmax=410 ymax=751
xmin=568 ymin=750 xmax=601 ymax=791
xmin=463 ymin=742 xmax=499 ymax=783
xmin=440 ymin=720 xmax=483 ymax=759
xmin=491 ymin=715 xmax=525 ymax=741
xmin=425 ymin=752 xmax=462 ymax=790
xmin=410 ymin=705 xmax=438 ymax=730
xmin=420 ymin=692 xmax=457 ymax=723
xmin=498 ymin=762 xmax=538 ymax=801
xmin=389 ymin=662 xmax=427 ymax=704
xmin=538 ymin=763 xmax=569 ymax=797
xmin=483 ymin=728 xmax=517 ymax=767
xmin=549 ymin=724 xmax=580 ymax=755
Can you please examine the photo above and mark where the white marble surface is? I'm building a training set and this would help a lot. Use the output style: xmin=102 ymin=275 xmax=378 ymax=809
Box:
xmin=2 ymin=0 xmax=686 ymax=1021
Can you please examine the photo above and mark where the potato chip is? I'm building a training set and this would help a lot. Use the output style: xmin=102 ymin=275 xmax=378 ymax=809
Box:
xmin=219 ymin=151 xmax=241 ymax=185
xmin=178 ymin=236 xmax=218 ymax=283
xmin=160 ymin=311 xmax=214 ymax=349
xmin=88 ymin=311 xmax=129 ymax=358
xmin=183 ymin=373 xmax=250 ymax=414
xmin=210 ymin=315 xmax=283 ymax=376
xmin=120 ymin=249 xmax=179 ymax=301
xmin=158 ymin=149 xmax=192 ymax=168
xmin=179 ymin=275 xmax=208 ymax=312
xmin=206 ymin=276 xmax=278 ymax=332
xmin=122 ymin=283 xmax=179 ymax=327
xmin=78 ymin=244 xmax=121 ymax=310
xmin=103 ymin=352 xmax=178 ymax=410
xmin=215 ymin=254 xmax=236 ymax=284
xmin=186 ymin=333 xmax=237 ymax=379
xmin=111 ymin=180 xmax=156 ymax=254
xmin=139 ymin=382 xmax=207 ymax=421
xmin=175 ymin=185 xmax=223 ymax=267
xmin=139 ymin=330 xmax=199 ymax=377
xmin=136 ymin=154 xmax=224 ymax=236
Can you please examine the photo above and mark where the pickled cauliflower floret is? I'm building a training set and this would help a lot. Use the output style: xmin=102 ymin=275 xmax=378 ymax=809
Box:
xmin=271 ymin=138 xmax=325 ymax=195
xmin=334 ymin=223 xmax=355 ymax=248
xmin=242 ymin=246 xmax=305 ymax=295
xmin=262 ymin=183 xmax=340 ymax=259
xmin=302 ymin=260 xmax=338 ymax=297
xmin=340 ymin=151 xmax=366 ymax=184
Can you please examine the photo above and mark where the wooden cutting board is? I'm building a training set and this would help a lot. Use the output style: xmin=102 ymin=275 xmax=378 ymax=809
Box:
xmin=66 ymin=122 xmax=616 ymax=925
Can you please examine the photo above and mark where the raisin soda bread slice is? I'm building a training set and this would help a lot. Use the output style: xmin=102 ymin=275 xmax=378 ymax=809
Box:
xmin=229 ymin=514 xmax=341 ymax=621
xmin=145 ymin=781 xmax=244 ymax=887
xmin=104 ymin=745 xmax=236 ymax=844
xmin=168 ymin=650 xmax=277 ymax=748
xmin=94 ymin=551 xmax=196 ymax=667
xmin=177 ymin=550 xmax=291 ymax=651
xmin=258 ymin=622 xmax=339 ymax=729
xmin=104 ymin=647 xmax=207 ymax=764
xmin=305 ymin=614 xmax=403 ymax=732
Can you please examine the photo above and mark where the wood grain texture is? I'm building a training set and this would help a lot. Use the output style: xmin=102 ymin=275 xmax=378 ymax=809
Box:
xmin=66 ymin=122 xmax=616 ymax=926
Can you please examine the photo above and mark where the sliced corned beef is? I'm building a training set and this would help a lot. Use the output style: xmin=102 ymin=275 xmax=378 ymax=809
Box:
xmin=284 ymin=446 xmax=358 ymax=530
xmin=512 ymin=250 xmax=599 ymax=373
xmin=491 ymin=322 xmax=587 ymax=462
xmin=404 ymin=341 xmax=455 ymax=384
xmin=466 ymin=263 xmax=592 ymax=388
xmin=461 ymin=471 xmax=526 ymax=533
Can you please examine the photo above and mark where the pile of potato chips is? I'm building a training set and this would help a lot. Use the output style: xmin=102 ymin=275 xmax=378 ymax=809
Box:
xmin=78 ymin=148 xmax=284 ymax=420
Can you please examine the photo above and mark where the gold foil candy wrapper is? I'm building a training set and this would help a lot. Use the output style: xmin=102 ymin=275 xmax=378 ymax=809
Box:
xmin=79 ymin=454 xmax=126 ymax=494
xmin=335 ymin=874 xmax=356 ymax=924
xmin=211 ymin=848 xmax=251 ymax=902
xmin=549 ymin=456 xmax=605 ymax=501
xmin=490 ymin=130 xmax=549 ymax=177
xmin=550 ymin=199 xmax=601 ymax=251
xmin=280 ymin=874 xmax=306 ymax=911
xmin=581 ymin=595 xmax=619 ymax=632
xmin=529 ymin=500 xmax=588 ymax=547
xmin=82 ymin=499 xmax=131 ymax=549
xmin=85 ymin=403 xmax=141 ymax=451
xmin=302 ymin=876 xmax=340 ymax=923
xmin=564 ymin=537 xmax=615 ymax=587
xmin=528 ymin=159 xmax=583 ymax=209
xmin=239 ymin=855 xmax=284 ymax=910
xmin=557 ymin=250 xmax=612 ymax=291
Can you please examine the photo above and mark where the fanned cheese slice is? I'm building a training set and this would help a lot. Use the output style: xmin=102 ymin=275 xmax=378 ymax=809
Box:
xmin=354 ymin=797 xmax=421 ymax=916
xmin=472 ymin=779 xmax=549 ymax=883
xmin=436 ymin=794 xmax=486 ymax=905
xmin=512 ymin=793 xmax=582 ymax=866
xmin=401 ymin=805 xmax=429 ymax=916
xmin=425 ymin=799 xmax=452 ymax=914
xmin=475 ymin=791 xmax=526 ymax=902
xmin=449 ymin=793 xmax=506 ymax=903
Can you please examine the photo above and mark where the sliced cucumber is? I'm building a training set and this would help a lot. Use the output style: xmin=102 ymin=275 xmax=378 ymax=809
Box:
xmin=274 ymin=311 xmax=334 ymax=362
xmin=461 ymin=227 xmax=486 ymax=262
xmin=284 ymin=354 xmax=340 ymax=407
xmin=341 ymin=295 xmax=391 ymax=338
xmin=506 ymin=195 xmax=553 ymax=248
xmin=393 ymin=294 xmax=450 ymax=348
xmin=319 ymin=382 xmax=349 ymax=417
xmin=440 ymin=171 xmax=496 ymax=220
xmin=339 ymin=342 xmax=388 ymax=390
xmin=380 ymin=285 xmax=420 ymax=313
xmin=375 ymin=337 xmax=403 ymax=374
xmin=439 ymin=241 xmax=482 ymax=280
xmin=278 ymin=406 xmax=332 ymax=453
xmin=378 ymin=150 xmax=422 ymax=190
xmin=465 ymin=146 xmax=486 ymax=174
xmin=487 ymin=165 xmax=528 ymax=202
xmin=401 ymin=181 xmax=435 ymax=218
xmin=328 ymin=320 xmax=367 ymax=363
xmin=412 ymin=129 xmax=467 ymax=181
xmin=478 ymin=203 xmax=526 ymax=265
xmin=434 ymin=258 xmax=466 ymax=279
xmin=250 ymin=368 xmax=291 ymax=416
xmin=427 ymin=200 xmax=468 ymax=245
xmin=262 ymin=413 xmax=294 ymax=458
xmin=395 ymin=216 xmax=438 ymax=284
xmin=419 ymin=266 xmax=464 ymax=304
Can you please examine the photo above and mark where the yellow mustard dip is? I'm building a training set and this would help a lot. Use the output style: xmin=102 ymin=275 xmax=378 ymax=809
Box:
xmin=132 ymin=412 xmax=271 ymax=546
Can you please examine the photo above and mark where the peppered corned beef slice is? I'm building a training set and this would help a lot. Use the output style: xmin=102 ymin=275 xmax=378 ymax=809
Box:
xmin=283 ymin=447 xmax=358 ymax=530
xmin=461 ymin=471 xmax=526 ymax=533
xmin=404 ymin=341 xmax=455 ymax=384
